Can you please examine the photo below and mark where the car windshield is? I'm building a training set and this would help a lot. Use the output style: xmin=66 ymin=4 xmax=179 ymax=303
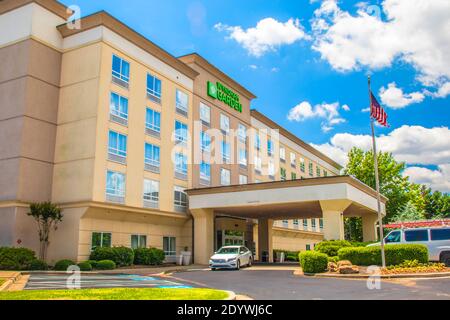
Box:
xmin=216 ymin=247 xmax=239 ymax=254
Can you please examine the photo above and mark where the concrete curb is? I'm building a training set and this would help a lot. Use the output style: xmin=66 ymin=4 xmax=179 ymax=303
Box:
xmin=294 ymin=269 xmax=450 ymax=279
xmin=0 ymin=272 xmax=22 ymax=292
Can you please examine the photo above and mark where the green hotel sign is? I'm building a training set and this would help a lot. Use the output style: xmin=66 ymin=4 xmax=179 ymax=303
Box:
xmin=207 ymin=81 xmax=242 ymax=113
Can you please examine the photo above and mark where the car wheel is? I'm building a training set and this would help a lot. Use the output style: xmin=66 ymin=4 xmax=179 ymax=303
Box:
xmin=441 ymin=253 xmax=450 ymax=267
xmin=236 ymin=259 xmax=240 ymax=270
xmin=211 ymin=268 xmax=216 ymax=271
xmin=248 ymin=257 xmax=252 ymax=267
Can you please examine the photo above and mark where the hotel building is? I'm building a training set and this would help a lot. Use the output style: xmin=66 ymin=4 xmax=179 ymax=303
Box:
xmin=0 ymin=0 xmax=386 ymax=264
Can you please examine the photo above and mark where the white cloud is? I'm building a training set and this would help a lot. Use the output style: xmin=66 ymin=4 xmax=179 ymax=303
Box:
xmin=313 ymin=125 xmax=450 ymax=191
xmin=342 ymin=104 xmax=350 ymax=111
xmin=249 ymin=64 xmax=258 ymax=70
xmin=287 ymin=101 xmax=348 ymax=132
xmin=214 ymin=18 xmax=309 ymax=57
xmin=404 ymin=165 xmax=450 ymax=193
xmin=361 ymin=107 xmax=371 ymax=113
xmin=432 ymin=82 xmax=450 ymax=98
xmin=271 ymin=67 xmax=280 ymax=73
xmin=311 ymin=0 xmax=450 ymax=89
xmin=379 ymin=82 xmax=425 ymax=109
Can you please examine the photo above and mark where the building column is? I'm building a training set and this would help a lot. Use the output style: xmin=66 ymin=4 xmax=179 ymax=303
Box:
xmin=320 ymin=200 xmax=351 ymax=241
xmin=362 ymin=214 xmax=378 ymax=242
xmin=190 ymin=209 xmax=214 ymax=265
xmin=258 ymin=218 xmax=273 ymax=262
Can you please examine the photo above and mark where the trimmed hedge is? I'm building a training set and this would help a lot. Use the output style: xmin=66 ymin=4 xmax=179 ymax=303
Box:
xmin=96 ymin=260 xmax=116 ymax=270
xmin=29 ymin=259 xmax=48 ymax=271
xmin=86 ymin=260 xmax=98 ymax=269
xmin=134 ymin=247 xmax=165 ymax=265
xmin=0 ymin=247 xmax=36 ymax=270
xmin=89 ymin=246 xmax=134 ymax=267
xmin=299 ymin=251 xmax=329 ymax=274
xmin=77 ymin=261 xmax=93 ymax=271
xmin=54 ymin=259 xmax=76 ymax=271
xmin=315 ymin=240 xmax=352 ymax=257
xmin=338 ymin=244 xmax=428 ymax=266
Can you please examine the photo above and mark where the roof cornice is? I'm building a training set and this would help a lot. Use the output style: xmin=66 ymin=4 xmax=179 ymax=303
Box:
xmin=0 ymin=0 xmax=71 ymax=19
xmin=178 ymin=53 xmax=257 ymax=100
xmin=57 ymin=11 xmax=199 ymax=80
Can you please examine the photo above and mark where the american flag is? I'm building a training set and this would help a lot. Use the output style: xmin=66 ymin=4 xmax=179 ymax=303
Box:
xmin=370 ymin=91 xmax=388 ymax=127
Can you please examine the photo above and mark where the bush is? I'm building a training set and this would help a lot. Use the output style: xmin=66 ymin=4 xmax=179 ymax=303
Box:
xmin=338 ymin=244 xmax=428 ymax=266
xmin=29 ymin=259 xmax=48 ymax=271
xmin=134 ymin=248 xmax=165 ymax=265
xmin=299 ymin=251 xmax=329 ymax=274
xmin=0 ymin=247 xmax=36 ymax=270
xmin=327 ymin=256 xmax=340 ymax=263
xmin=90 ymin=246 xmax=134 ymax=267
xmin=96 ymin=260 xmax=116 ymax=270
xmin=54 ymin=259 xmax=76 ymax=271
xmin=77 ymin=261 xmax=93 ymax=271
xmin=315 ymin=240 xmax=352 ymax=257
xmin=86 ymin=260 xmax=98 ymax=269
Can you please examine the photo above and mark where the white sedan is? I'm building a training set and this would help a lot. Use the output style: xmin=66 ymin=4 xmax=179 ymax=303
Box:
xmin=209 ymin=246 xmax=253 ymax=270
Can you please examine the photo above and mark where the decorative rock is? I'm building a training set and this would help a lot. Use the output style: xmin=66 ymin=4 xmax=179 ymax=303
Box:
xmin=339 ymin=265 xmax=360 ymax=274
xmin=337 ymin=260 xmax=353 ymax=267
xmin=328 ymin=262 xmax=338 ymax=273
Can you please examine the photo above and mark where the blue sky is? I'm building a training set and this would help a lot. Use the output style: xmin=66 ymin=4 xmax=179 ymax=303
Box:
xmin=60 ymin=0 xmax=450 ymax=192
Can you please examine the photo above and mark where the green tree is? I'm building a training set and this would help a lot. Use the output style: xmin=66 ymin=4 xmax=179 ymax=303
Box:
xmin=344 ymin=147 xmax=413 ymax=221
xmin=27 ymin=202 xmax=63 ymax=261
xmin=392 ymin=201 xmax=425 ymax=222
xmin=423 ymin=188 xmax=450 ymax=219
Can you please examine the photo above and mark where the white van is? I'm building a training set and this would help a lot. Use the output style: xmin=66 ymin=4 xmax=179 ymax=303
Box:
xmin=370 ymin=227 xmax=450 ymax=266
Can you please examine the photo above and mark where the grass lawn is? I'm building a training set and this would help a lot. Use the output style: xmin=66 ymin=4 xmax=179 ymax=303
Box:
xmin=0 ymin=288 xmax=228 ymax=300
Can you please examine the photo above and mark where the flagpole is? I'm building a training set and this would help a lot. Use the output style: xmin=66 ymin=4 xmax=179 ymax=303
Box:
xmin=368 ymin=75 xmax=386 ymax=268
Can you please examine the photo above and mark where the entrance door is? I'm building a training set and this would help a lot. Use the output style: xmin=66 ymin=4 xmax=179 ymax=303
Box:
xmin=216 ymin=230 xmax=244 ymax=249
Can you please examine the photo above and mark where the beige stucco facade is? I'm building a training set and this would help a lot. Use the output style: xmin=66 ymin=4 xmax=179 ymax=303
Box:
xmin=0 ymin=0 xmax=385 ymax=265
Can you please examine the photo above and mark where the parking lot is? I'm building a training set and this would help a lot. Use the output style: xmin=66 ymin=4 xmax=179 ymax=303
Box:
xmin=25 ymin=274 xmax=194 ymax=291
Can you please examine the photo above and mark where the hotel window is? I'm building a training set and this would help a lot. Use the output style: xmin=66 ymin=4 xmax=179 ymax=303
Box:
xmin=176 ymin=89 xmax=189 ymax=117
xmin=239 ymin=175 xmax=248 ymax=185
xmin=163 ymin=236 xmax=176 ymax=256
xmin=254 ymin=155 xmax=262 ymax=173
xmin=282 ymin=220 xmax=289 ymax=227
xmin=303 ymin=219 xmax=308 ymax=230
xmin=112 ymin=54 xmax=130 ymax=88
xmin=222 ymin=141 xmax=231 ymax=163
xmin=174 ymin=121 xmax=188 ymax=145
xmin=324 ymin=170 xmax=328 ymax=177
xmin=316 ymin=167 xmax=321 ymax=177
xmin=131 ymin=235 xmax=147 ymax=249
xmin=174 ymin=153 xmax=188 ymax=179
xmin=254 ymin=133 xmax=261 ymax=150
xmin=293 ymin=219 xmax=299 ymax=229
xmin=106 ymin=170 xmax=125 ymax=203
xmin=255 ymin=179 xmax=262 ymax=183
xmin=319 ymin=218 xmax=324 ymax=231
xmin=144 ymin=143 xmax=160 ymax=173
xmin=306 ymin=244 xmax=311 ymax=251
xmin=110 ymin=92 xmax=128 ymax=125
xmin=291 ymin=172 xmax=297 ymax=180
xmin=268 ymin=160 xmax=275 ymax=178
xmin=309 ymin=162 xmax=314 ymax=176
xmin=220 ymin=168 xmax=231 ymax=186
xmin=220 ymin=114 xmax=230 ymax=134
xmin=290 ymin=153 xmax=296 ymax=168
xmin=239 ymin=149 xmax=247 ymax=167
xmin=267 ymin=139 xmax=274 ymax=156
xmin=145 ymin=108 xmax=161 ymax=137
xmin=91 ymin=232 xmax=112 ymax=251
xmin=174 ymin=186 xmax=187 ymax=212
xmin=199 ymin=102 xmax=210 ymax=126
xmin=147 ymin=73 xmax=162 ymax=103
xmin=300 ymin=158 xmax=305 ymax=173
xmin=143 ymin=179 xmax=159 ymax=208
xmin=200 ymin=162 xmax=211 ymax=184
xmin=108 ymin=131 xmax=127 ymax=163
xmin=280 ymin=147 xmax=286 ymax=162
xmin=311 ymin=219 xmax=316 ymax=230
xmin=280 ymin=168 xmax=287 ymax=181
xmin=200 ymin=131 xmax=211 ymax=152
xmin=238 ymin=124 xmax=247 ymax=142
